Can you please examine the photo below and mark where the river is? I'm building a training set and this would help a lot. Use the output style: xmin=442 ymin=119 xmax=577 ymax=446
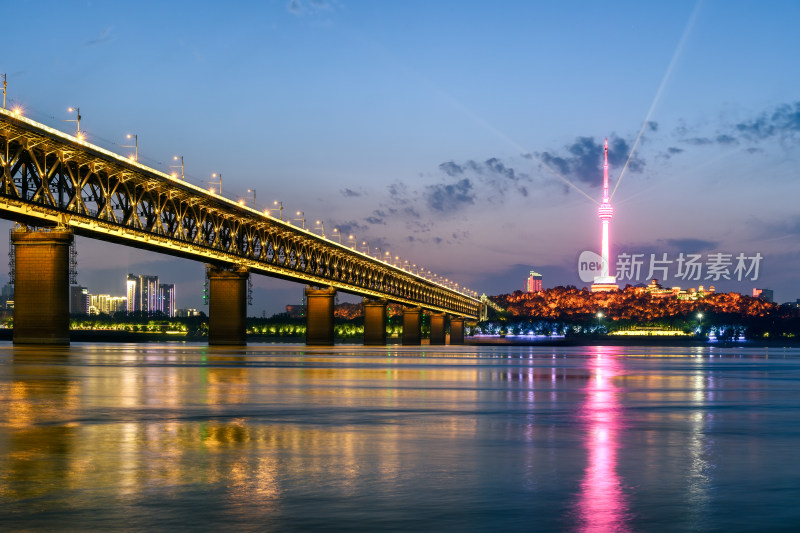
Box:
xmin=1 ymin=343 xmax=799 ymax=531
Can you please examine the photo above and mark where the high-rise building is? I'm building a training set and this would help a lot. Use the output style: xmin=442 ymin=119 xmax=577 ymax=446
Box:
xmin=159 ymin=283 xmax=176 ymax=317
xmin=591 ymin=138 xmax=619 ymax=292
xmin=753 ymin=288 xmax=774 ymax=303
xmin=70 ymin=285 xmax=90 ymax=315
xmin=525 ymin=271 xmax=543 ymax=293
xmin=126 ymin=274 xmax=163 ymax=315
xmin=1 ymin=283 xmax=13 ymax=310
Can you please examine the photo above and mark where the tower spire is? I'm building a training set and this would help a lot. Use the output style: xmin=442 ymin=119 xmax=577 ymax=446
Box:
xmin=603 ymin=138 xmax=609 ymax=203
xmin=592 ymin=137 xmax=618 ymax=292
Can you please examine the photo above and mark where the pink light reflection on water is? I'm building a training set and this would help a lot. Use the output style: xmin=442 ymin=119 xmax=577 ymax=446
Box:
xmin=575 ymin=347 xmax=631 ymax=532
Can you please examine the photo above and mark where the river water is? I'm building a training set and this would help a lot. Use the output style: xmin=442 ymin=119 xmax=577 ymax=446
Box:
xmin=1 ymin=343 xmax=799 ymax=531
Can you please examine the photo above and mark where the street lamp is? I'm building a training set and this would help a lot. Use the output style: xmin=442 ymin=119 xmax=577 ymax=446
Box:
xmin=66 ymin=107 xmax=82 ymax=138
xmin=315 ymin=220 xmax=325 ymax=238
xmin=331 ymin=228 xmax=342 ymax=243
xmin=211 ymin=173 xmax=222 ymax=195
xmin=347 ymin=234 xmax=357 ymax=249
xmin=247 ymin=189 xmax=256 ymax=209
xmin=294 ymin=211 xmax=305 ymax=229
xmin=171 ymin=156 xmax=184 ymax=180
xmin=361 ymin=240 xmax=370 ymax=254
xmin=123 ymin=133 xmax=138 ymax=161
xmin=272 ymin=201 xmax=284 ymax=220
xmin=2 ymin=73 xmax=6 ymax=110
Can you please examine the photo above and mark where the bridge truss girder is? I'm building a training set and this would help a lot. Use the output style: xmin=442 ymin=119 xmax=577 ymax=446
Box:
xmin=0 ymin=110 xmax=479 ymax=318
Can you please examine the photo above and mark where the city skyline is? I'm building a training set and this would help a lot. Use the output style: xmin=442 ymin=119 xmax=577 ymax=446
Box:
xmin=2 ymin=1 xmax=799 ymax=313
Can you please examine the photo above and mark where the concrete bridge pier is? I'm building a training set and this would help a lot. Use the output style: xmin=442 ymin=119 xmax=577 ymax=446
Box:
xmin=429 ymin=313 xmax=446 ymax=345
xmin=363 ymin=299 xmax=387 ymax=345
xmin=305 ymin=286 xmax=336 ymax=345
xmin=402 ymin=307 xmax=422 ymax=345
xmin=450 ymin=317 xmax=465 ymax=345
xmin=207 ymin=265 xmax=249 ymax=345
xmin=12 ymin=227 xmax=73 ymax=345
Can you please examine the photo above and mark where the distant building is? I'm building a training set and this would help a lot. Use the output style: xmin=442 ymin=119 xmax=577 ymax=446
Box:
xmin=753 ymin=288 xmax=774 ymax=302
xmin=70 ymin=285 xmax=90 ymax=315
xmin=90 ymin=294 xmax=127 ymax=315
xmin=525 ymin=271 xmax=543 ymax=293
xmin=286 ymin=304 xmax=305 ymax=318
xmin=1 ymin=283 xmax=13 ymax=310
xmin=176 ymin=308 xmax=200 ymax=317
xmin=159 ymin=284 xmax=176 ymax=317
xmin=126 ymin=274 xmax=166 ymax=315
xmin=644 ymin=279 xmax=716 ymax=300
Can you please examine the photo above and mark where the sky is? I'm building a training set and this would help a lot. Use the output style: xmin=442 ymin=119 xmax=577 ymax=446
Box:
xmin=2 ymin=0 xmax=800 ymax=314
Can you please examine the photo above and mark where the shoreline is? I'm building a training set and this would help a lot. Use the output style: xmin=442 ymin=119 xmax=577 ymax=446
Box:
xmin=0 ymin=329 xmax=798 ymax=348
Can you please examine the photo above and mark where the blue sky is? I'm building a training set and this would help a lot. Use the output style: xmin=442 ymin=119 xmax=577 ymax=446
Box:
xmin=3 ymin=0 xmax=800 ymax=312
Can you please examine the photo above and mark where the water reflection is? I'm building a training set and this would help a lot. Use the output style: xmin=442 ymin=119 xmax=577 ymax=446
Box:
xmin=575 ymin=347 xmax=630 ymax=532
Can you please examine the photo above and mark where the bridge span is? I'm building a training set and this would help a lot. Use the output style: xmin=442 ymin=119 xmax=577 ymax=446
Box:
xmin=0 ymin=107 xmax=480 ymax=345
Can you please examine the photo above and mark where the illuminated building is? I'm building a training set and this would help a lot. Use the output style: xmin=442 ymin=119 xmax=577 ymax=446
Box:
xmin=525 ymin=271 xmax=543 ymax=293
xmin=753 ymin=288 xmax=773 ymax=302
xmin=159 ymin=284 xmax=176 ymax=317
xmin=90 ymin=294 xmax=128 ymax=315
xmin=591 ymin=138 xmax=619 ymax=292
xmin=126 ymin=274 xmax=173 ymax=315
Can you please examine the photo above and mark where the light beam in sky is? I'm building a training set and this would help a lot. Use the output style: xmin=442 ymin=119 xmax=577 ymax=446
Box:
xmin=611 ymin=0 xmax=703 ymax=200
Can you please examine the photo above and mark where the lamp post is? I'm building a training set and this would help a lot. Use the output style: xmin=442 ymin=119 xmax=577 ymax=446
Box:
xmin=596 ymin=312 xmax=604 ymax=334
xmin=247 ymin=189 xmax=256 ymax=209
xmin=331 ymin=228 xmax=342 ymax=243
xmin=211 ymin=173 xmax=222 ymax=195
xmin=123 ymin=133 xmax=138 ymax=161
xmin=315 ymin=220 xmax=325 ymax=238
xmin=361 ymin=241 xmax=370 ymax=254
xmin=171 ymin=156 xmax=184 ymax=180
xmin=2 ymin=73 xmax=6 ymax=110
xmin=294 ymin=211 xmax=305 ymax=229
xmin=347 ymin=234 xmax=356 ymax=249
xmin=66 ymin=107 xmax=82 ymax=137
xmin=697 ymin=312 xmax=704 ymax=336
xmin=272 ymin=201 xmax=284 ymax=220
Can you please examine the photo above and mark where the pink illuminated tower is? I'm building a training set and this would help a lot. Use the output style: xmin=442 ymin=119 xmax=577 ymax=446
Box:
xmin=591 ymin=138 xmax=619 ymax=292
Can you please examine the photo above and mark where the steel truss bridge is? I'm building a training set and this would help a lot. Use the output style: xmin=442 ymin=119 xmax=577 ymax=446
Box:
xmin=0 ymin=108 xmax=479 ymax=318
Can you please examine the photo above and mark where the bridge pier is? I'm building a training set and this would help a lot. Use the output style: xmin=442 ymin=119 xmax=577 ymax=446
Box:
xmin=363 ymin=299 xmax=387 ymax=346
xmin=12 ymin=227 xmax=73 ymax=345
xmin=450 ymin=317 xmax=465 ymax=345
xmin=305 ymin=286 xmax=336 ymax=345
xmin=402 ymin=307 xmax=422 ymax=345
xmin=207 ymin=266 xmax=249 ymax=345
xmin=429 ymin=313 xmax=446 ymax=345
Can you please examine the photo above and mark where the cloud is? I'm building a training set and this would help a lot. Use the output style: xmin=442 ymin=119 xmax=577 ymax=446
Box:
xmin=537 ymin=135 xmax=645 ymax=187
xmin=84 ymin=27 xmax=114 ymax=47
xmin=663 ymin=238 xmax=719 ymax=253
xmin=668 ymin=147 xmax=684 ymax=154
xmin=287 ymin=0 xmax=331 ymax=15
xmin=426 ymin=178 xmax=475 ymax=213
xmin=340 ymin=188 xmax=362 ymax=197
xmin=734 ymin=101 xmax=800 ymax=141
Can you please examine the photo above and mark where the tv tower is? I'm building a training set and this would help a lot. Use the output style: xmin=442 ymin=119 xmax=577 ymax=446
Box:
xmin=591 ymin=138 xmax=619 ymax=292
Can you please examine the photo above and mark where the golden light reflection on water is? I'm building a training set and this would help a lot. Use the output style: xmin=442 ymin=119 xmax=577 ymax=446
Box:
xmin=0 ymin=343 xmax=773 ymax=529
xmin=0 ymin=346 xmax=485 ymax=507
